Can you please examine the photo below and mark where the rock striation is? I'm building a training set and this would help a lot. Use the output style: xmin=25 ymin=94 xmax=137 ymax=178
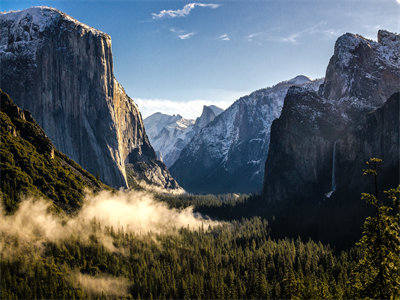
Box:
xmin=171 ymin=76 xmax=323 ymax=193
xmin=0 ymin=6 xmax=179 ymax=189
xmin=0 ymin=89 xmax=106 ymax=212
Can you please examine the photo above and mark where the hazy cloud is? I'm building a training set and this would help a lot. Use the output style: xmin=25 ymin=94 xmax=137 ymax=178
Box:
xmin=136 ymin=98 xmax=235 ymax=119
xmin=152 ymin=3 xmax=220 ymax=19
xmin=170 ymin=28 xmax=195 ymax=40
xmin=179 ymin=32 xmax=195 ymax=40
xmin=0 ymin=190 xmax=218 ymax=261
xmin=73 ymin=272 xmax=130 ymax=297
xmin=247 ymin=32 xmax=262 ymax=41
xmin=248 ymin=23 xmax=342 ymax=45
xmin=217 ymin=33 xmax=230 ymax=41
xmin=278 ymin=22 xmax=341 ymax=44
xmin=0 ymin=190 xmax=219 ymax=296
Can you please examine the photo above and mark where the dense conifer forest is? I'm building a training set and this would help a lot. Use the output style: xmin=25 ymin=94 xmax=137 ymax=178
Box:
xmin=1 ymin=218 xmax=359 ymax=299
xmin=1 ymin=90 xmax=399 ymax=297
xmin=1 ymin=165 xmax=399 ymax=298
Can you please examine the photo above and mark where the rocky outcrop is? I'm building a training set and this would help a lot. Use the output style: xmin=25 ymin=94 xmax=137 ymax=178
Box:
xmin=144 ymin=105 xmax=223 ymax=168
xmin=322 ymin=31 xmax=400 ymax=110
xmin=0 ymin=6 xmax=179 ymax=189
xmin=194 ymin=105 xmax=223 ymax=129
xmin=263 ymin=30 xmax=400 ymax=204
xmin=171 ymin=76 xmax=323 ymax=194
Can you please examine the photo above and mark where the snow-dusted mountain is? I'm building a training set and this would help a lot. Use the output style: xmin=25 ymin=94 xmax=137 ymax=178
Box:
xmin=170 ymin=75 xmax=323 ymax=193
xmin=0 ymin=7 xmax=180 ymax=190
xmin=144 ymin=105 xmax=223 ymax=167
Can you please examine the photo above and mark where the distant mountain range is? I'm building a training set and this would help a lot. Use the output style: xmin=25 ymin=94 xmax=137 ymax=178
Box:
xmin=144 ymin=105 xmax=223 ymax=167
xmin=170 ymin=75 xmax=323 ymax=193
xmin=0 ymin=6 xmax=179 ymax=190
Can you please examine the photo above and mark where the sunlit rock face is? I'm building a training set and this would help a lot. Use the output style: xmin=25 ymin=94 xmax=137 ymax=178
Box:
xmin=0 ymin=6 xmax=179 ymax=189
xmin=263 ymin=30 xmax=400 ymax=204
xmin=170 ymin=75 xmax=323 ymax=194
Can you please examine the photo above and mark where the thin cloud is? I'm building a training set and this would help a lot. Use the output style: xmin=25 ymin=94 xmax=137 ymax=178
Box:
xmin=249 ymin=23 xmax=342 ymax=45
xmin=170 ymin=28 xmax=182 ymax=33
xmin=152 ymin=3 xmax=220 ymax=19
xmin=179 ymin=32 xmax=195 ymax=40
xmin=217 ymin=33 xmax=230 ymax=41
xmin=247 ymin=32 xmax=262 ymax=41
xmin=278 ymin=22 xmax=341 ymax=44
xmin=280 ymin=32 xmax=301 ymax=44
xmin=170 ymin=28 xmax=195 ymax=40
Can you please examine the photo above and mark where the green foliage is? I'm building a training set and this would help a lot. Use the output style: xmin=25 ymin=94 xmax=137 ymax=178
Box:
xmin=352 ymin=159 xmax=400 ymax=298
xmin=0 ymin=218 xmax=356 ymax=299
xmin=0 ymin=90 xmax=105 ymax=213
xmin=1 ymin=90 xmax=398 ymax=298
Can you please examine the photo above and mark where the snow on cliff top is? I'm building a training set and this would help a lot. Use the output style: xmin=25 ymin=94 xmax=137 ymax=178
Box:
xmin=0 ymin=6 xmax=108 ymax=37
xmin=285 ymin=75 xmax=312 ymax=85
xmin=334 ymin=30 xmax=399 ymax=69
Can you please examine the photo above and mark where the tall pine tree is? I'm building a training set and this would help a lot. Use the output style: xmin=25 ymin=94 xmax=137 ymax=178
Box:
xmin=353 ymin=158 xmax=400 ymax=298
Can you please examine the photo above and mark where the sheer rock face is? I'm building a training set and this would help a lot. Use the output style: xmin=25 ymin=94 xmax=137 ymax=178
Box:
xmin=0 ymin=7 xmax=178 ymax=189
xmin=170 ymin=76 xmax=323 ymax=194
xmin=144 ymin=105 xmax=223 ymax=168
xmin=263 ymin=30 xmax=400 ymax=203
xmin=323 ymin=30 xmax=400 ymax=109
xmin=335 ymin=92 xmax=399 ymax=195
xmin=194 ymin=105 xmax=223 ymax=129
xmin=263 ymin=87 xmax=349 ymax=204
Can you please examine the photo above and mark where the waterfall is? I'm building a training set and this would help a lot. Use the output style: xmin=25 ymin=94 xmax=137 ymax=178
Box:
xmin=331 ymin=141 xmax=337 ymax=191
xmin=326 ymin=141 xmax=337 ymax=198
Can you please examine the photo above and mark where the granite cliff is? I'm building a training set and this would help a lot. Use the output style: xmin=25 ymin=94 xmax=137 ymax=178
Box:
xmin=263 ymin=30 xmax=400 ymax=204
xmin=0 ymin=7 xmax=179 ymax=189
xmin=0 ymin=89 xmax=106 ymax=212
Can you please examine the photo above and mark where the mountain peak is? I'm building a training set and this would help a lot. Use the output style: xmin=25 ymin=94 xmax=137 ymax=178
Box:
xmin=286 ymin=75 xmax=311 ymax=85
xmin=201 ymin=105 xmax=223 ymax=116
xmin=0 ymin=6 xmax=108 ymax=37
xmin=195 ymin=105 xmax=223 ymax=129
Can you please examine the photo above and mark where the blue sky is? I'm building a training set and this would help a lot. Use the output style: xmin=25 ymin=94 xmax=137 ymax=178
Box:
xmin=2 ymin=0 xmax=400 ymax=118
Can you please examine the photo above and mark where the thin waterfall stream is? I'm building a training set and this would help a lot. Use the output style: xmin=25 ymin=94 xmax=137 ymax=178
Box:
xmin=326 ymin=141 xmax=337 ymax=198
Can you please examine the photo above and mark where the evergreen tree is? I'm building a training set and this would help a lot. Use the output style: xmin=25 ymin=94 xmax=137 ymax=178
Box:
xmin=353 ymin=158 xmax=400 ymax=298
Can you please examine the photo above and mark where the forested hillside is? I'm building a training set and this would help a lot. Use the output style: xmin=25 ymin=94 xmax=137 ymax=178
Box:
xmin=0 ymin=90 xmax=105 ymax=212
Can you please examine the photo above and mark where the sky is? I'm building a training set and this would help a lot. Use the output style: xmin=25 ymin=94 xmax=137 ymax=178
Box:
xmin=2 ymin=0 xmax=400 ymax=119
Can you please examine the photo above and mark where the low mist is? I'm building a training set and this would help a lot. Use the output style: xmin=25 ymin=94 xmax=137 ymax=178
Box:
xmin=0 ymin=189 xmax=218 ymax=296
